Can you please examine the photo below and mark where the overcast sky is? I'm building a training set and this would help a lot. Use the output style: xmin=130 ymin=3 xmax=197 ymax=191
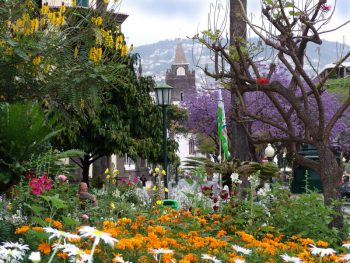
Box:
xmin=117 ymin=0 xmax=350 ymax=47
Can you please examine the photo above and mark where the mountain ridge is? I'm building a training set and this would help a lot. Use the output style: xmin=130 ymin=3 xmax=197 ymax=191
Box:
xmin=133 ymin=38 xmax=350 ymax=86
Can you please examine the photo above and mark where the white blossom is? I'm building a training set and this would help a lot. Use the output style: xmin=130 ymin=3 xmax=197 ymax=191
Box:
xmin=201 ymin=254 xmax=222 ymax=263
xmin=230 ymin=173 xmax=242 ymax=184
xmin=28 ymin=252 xmax=41 ymax=263
xmin=309 ymin=244 xmax=336 ymax=257
xmin=280 ymin=253 xmax=303 ymax=263
xmin=79 ymin=226 xmax=118 ymax=246
xmin=149 ymin=248 xmax=174 ymax=261
xmin=248 ymin=174 xmax=260 ymax=188
xmin=232 ymin=245 xmax=251 ymax=255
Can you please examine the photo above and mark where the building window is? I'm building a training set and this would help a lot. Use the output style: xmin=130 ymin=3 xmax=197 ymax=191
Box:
xmin=77 ymin=0 xmax=89 ymax=7
xmin=180 ymin=91 xmax=184 ymax=101
xmin=189 ymin=139 xmax=195 ymax=155
xmin=177 ymin=67 xmax=185 ymax=76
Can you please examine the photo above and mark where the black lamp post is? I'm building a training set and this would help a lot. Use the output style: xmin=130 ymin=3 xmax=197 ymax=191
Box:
xmin=154 ymin=83 xmax=173 ymax=200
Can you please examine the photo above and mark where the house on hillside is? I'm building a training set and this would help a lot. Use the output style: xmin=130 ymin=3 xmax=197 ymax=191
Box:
xmin=314 ymin=62 xmax=350 ymax=81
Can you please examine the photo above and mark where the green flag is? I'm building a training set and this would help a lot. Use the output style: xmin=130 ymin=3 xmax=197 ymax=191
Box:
xmin=218 ymin=89 xmax=229 ymax=160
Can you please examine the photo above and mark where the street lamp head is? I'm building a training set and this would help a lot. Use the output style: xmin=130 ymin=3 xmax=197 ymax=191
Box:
xmin=264 ymin=143 xmax=275 ymax=158
xmin=154 ymin=83 xmax=173 ymax=106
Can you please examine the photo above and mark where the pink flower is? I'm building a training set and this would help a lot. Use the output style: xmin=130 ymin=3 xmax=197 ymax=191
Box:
xmin=320 ymin=4 xmax=332 ymax=12
xmin=29 ymin=178 xmax=43 ymax=195
xmin=40 ymin=175 xmax=53 ymax=191
xmin=133 ymin=176 xmax=139 ymax=183
xmin=57 ymin=174 xmax=68 ymax=182
xmin=81 ymin=214 xmax=89 ymax=219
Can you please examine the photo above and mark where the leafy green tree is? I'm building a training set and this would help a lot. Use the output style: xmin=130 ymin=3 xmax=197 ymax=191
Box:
xmin=0 ymin=102 xmax=57 ymax=192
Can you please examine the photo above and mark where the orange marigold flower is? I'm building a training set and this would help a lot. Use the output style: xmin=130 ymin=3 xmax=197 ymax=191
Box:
xmin=316 ymin=240 xmax=329 ymax=247
xmin=183 ymin=253 xmax=198 ymax=261
xmin=32 ymin=226 xmax=43 ymax=232
xmin=15 ymin=225 xmax=30 ymax=234
xmin=137 ymin=255 xmax=150 ymax=263
xmin=299 ymin=238 xmax=315 ymax=247
xmin=52 ymin=220 xmax=63 ymax=228
xmin=57 ymin=252 xmax=69 ymax=259
xmin=217 ymin=230 xmax=226 ymax=238
xmin=38 ymin=242 xmax=51 ymax=255
xmin=45 ymin=218 xmax=53 ymax=223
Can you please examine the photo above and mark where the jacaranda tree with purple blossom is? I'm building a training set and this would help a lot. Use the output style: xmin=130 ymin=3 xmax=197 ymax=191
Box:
xmin=194 ymin=0 xmax=350 ymax=228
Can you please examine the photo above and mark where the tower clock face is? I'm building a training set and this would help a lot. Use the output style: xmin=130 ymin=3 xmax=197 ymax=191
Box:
xmin=177 ymin=67 xmax=185 ymax=76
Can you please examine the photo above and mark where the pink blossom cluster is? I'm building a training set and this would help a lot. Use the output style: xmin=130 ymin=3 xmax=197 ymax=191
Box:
xmin=320 ymin=4 xmax=332 ymax=12
xmin=29 ymin=173 xmax=53 ymax=195
xmin=57 ymin=174 xmax=68 ymax=182
xmin=121 ymin=176 xmax=139 ymax=186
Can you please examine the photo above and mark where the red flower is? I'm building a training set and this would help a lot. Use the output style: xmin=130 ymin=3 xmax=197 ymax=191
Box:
xmin=29 ymin=178 xmax=43 ymax=195
xmin=320 ymin=4 xmax=332 ymax=12
xmin=220 ymin=190 xmax=229 ymax=200
xmin=256 ymin=77 xmax=270 ymax=84
xmin=39 ymin=175 xmax=53 ymax=191
xmin=25 ymin=171 xmax=36 ymax=180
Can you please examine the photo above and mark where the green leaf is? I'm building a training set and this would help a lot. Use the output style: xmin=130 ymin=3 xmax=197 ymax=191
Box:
xmin=286 ymin=2 xmax=295 ymax=7
xmin=41 ymin=194 xmax=68 ymax=209
xmin=31 ymin=217 xmax=47 ymax=227
xmin=62 ymin=217 xmax=79 ymax=226
xmin=31 ymin=205 xmax=47 ymax=215
xmin=32 ymin=230 xmax=48 ymax=241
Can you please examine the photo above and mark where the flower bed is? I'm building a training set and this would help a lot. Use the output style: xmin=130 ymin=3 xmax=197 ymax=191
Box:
xmin=4 ymin=208 xmax=350 ymax=262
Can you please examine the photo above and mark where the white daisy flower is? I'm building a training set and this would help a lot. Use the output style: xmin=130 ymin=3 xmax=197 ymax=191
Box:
xmin=44 ymin=227 xmax=80 ymax=240
xmin=309 ymin=244 xmax=336 ymax=257
xmin=0 ymin=247 xmax=25 ymax=261
xmin=57 ymin=244 xmax=91 ymax=263
xmin=75 ymin=253 xmax=92 ymax=263
xmin=149 ymin=248 xmax=174 ymax=260
xmin=114 ymin=255 xmax=132 ymax=263
xmin=280 ymin=253 xmax=303 ymax=263
xmin=234 ymin=259 xmax=246 ymax=263
xmin=232 ymin=245 xmax=252 ymax=255
xmin=1 ymin=242 xmax=29 ymax=252
xmin=341 ymin=254 xmax=350 ymax=261
xmin=343 ymin=243 xmax=350 ymax=249
xmin=78 ymin=226 xmax=118 ymax=246
xmin=201 ymin=254 xmax=222 ymax=263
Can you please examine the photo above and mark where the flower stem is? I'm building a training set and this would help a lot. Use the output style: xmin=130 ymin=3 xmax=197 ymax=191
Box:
xmin=48 ymin=236 xmax=62 ymax=263
xmin=89 ymin=237 xmax=99 ymax=263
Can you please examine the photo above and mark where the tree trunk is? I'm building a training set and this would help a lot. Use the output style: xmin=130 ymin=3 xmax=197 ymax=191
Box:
xmin=82 ymin=154 xmax=91 ymax=187
xmin=229 ymin=0 xmax=251 ymax=161
xmin=316 ymin=142 xmax=344 ymax=229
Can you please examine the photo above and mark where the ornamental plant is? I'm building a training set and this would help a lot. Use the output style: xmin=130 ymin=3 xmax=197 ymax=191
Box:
xmin=9 ymin=206 xmax=350 ymax=262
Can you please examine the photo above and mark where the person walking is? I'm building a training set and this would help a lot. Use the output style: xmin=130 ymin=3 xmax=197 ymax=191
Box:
xmin=140 ymin=174 xmax=147 ymax=187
